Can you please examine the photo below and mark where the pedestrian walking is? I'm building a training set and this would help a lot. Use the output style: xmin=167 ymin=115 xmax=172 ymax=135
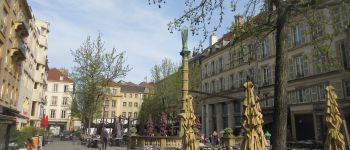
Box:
xmin=100 ymin=127 xmax=108 ymax=150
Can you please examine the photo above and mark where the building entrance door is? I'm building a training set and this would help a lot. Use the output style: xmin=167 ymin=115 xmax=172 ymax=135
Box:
xmin=294 ymin=114 xmax=315 ymax=140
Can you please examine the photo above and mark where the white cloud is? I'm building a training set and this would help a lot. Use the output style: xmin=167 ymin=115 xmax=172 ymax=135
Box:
xmin=28 ymin=0 xmax=188 ymax=83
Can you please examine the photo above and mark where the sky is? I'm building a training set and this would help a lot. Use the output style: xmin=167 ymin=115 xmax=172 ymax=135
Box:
xmin=27 ymin=0 xmax=241 ymax=84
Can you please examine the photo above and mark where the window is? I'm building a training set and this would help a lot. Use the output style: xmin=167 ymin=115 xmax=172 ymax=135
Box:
xmin=263 ymin=66 xmax=270 ymax=85
xmin=239 ymin=71 xmax=245 ymax=86
xmin=50 ymin=109 xmax=56 ymax=118
xmin=294 ymin=55 xmax=308 ymax=78
xmin=292 ymin=23 xmax=303 ymax=46
xmin=211 ymin=80 xmax=215 ymax=93
xmin=128 ymin=112 xmax=132 ymax=117
xmin=129 ymin=94 xmax=132 ymax=98
xmin=124 ymin=93 xmax=127 ymax=97
xmin=230 ymin=74 xmax=234 ymax=89
xmin=332 ymin=6 xmax=348 ymax=32
xmin=219 ymin=78 xmax=224 ymax=91
xmin=112 ymin=100 xmax=116 ymax=107
xmin=53 ymin=84 xmax=58 ymax=92
xmin=218 ymin=57 xmax=223 ymax=72
xmin=103 ymin=111 xmax=108 ymax=118
xmin=122 ymin=112 xmax=126 ymax=117
xmin=112 ymin=89 xmax=117 ymax=95
xmin=104 ymin=100 xmax=109 ymax=107
xmin=123 ymin=102 xmax=127 ymax=106
xmin=64 ymin=85 xmax=69 ymax=92
xmin=61 ymin=110 xmax=66 ymax=118
xmin=234 ymin=102 xmax=241 ymax=114
xmin=211 ymin=61 xmax=215 ymax=74
xmin=261 ymin=38 xmax=270 ymax=58
xmin=134 ymin=112 xmax=138 ymax=118
xmin=62 ymin=97 xmax=68 ymax=106
xmin=204 ymin=83 xmax=208 ymax=93
xmin=111 ymin=111 xmax=116 ymax=117
xmin=238 ymin=48 xmax=244 ymax=64
xmin=345 ymin=81 xmax=350 ymax=97
xmin=51 ymin=96 xmax=57 ymax=106
xmin=248 ymin=68 xmax=255 ymax=83
xmin=134 ymin=102 xmax=138 ymax=107
xmin=129 ymin=102 xmax=132 ymax=107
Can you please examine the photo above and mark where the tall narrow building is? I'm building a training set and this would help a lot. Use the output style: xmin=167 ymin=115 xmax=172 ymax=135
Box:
xmin=45 ymin=68 xmax=73 ymax=131
xmin=17 ymin=18 xmax=49 ymax=129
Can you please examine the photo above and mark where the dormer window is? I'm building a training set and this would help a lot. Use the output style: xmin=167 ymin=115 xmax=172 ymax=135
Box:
xmin=59 ymin=76 xmax=63 ymax=80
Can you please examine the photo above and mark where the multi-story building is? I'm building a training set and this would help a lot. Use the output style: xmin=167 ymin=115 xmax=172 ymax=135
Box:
xmin=97 ymin=81 xmax=151 ymax=126
xmin=17 ymin=18 xmax=49 ymax=129
xmin=0 ymin=0 xmax=32 ymax=149
xmin=200 ymin=4 xmax=350 ymax=142
xmin=44 ymin=68 xmax=73 ymax=131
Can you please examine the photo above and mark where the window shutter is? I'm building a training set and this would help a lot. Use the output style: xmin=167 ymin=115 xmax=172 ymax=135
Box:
xmin=311 ymin=86 xmax=318 ymax=102
xmin=271 ymin=65 xmax=275 ymax=85
xmin=305 ymin=88 xmax=311 ymax=103
xmin=257 ymin=43 xmax=262 ymax=60
xmin=287 ymin=27 xmax=293 ymax=49
xmin=257 ymin=68 xmax=262 ymax=86
xmin=233 ymin=74 xmax=238 ymax=88
xmin=300 ymin=22 xmax=307 ymax=43
xmin=288 ymin=59 xmax=295 ymax=80
xmin=266 ymin=37 xmax=270 ymax=57
xmin=303 ymin=56 xmax=309 ymax=77
xmin=331 ymin=80 xmax=344 ymax=99
xmin=291 ymin=91 xmax=297 ymax=104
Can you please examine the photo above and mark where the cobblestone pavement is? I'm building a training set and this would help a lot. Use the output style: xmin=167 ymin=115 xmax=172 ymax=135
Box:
xmin=43 ymin=139 xmax=127 ymax=150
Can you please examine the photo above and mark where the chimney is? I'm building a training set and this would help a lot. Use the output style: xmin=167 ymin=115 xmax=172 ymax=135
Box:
xmin=209 ymin=33 xmax=218 ymax=46
xmin=234 ymin=15 xmax=243 ymax=27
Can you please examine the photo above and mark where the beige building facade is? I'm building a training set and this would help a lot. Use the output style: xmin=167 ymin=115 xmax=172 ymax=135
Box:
xmin=0 ymin=0 xmax=34 ymax=149
xmin=97 ymin=81 xmax=150 ymax=126
xmin=200 ymin=4 xmax=350 ymax=142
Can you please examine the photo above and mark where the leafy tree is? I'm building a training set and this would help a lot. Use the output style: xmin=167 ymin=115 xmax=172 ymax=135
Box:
xmin=149 ymin=0 xmax=349 ymax=149
xmin=70 ymin=34 xmax=130 ymax=133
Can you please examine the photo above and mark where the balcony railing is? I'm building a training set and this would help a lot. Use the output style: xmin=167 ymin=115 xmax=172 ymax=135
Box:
xmin=129 ymin=136 xmax=182 ymax=149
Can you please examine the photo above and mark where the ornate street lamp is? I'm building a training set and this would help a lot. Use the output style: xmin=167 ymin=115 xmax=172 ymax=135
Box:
xmin=178 ymin=26 xmax=197 ymax=150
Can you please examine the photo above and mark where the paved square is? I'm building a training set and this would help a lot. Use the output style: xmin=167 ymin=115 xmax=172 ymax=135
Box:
xmin=43 ymin=139 xmax=127 ymax=150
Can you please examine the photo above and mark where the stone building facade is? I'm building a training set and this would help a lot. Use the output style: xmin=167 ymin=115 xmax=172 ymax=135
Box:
xmin=200 ymin=5 xmax=350 ymax=142
xmin=0 ymin=0 xmax=36 ymax=149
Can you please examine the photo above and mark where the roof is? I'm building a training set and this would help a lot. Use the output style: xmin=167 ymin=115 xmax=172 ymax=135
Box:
xmin=120 ymin=85 xmax=145 ymax=93
xmin=139 ymin=82 xmax=153 ymax=88
xmin=47 ymin=68 xmax=73 ymax=82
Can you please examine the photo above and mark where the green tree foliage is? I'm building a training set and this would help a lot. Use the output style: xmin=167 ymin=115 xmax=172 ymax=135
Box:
xmin=139 ymin=57 xmax=201 ymax=128
xmin=70 ymin=34 xmax=130 ymax=131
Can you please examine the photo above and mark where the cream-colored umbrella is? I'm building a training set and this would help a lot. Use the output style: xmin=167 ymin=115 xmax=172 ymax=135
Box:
xmin=325 ymin=85 xmax=345 ymax=150
xmin=241 ymin=81 xmax=267 ymax=150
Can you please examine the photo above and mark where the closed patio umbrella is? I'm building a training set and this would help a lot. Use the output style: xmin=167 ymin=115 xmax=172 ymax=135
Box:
xmin=324 ymin=85 xmax=345 ymax=150
xmin=241 ymin=81 xmax=267 ymax=150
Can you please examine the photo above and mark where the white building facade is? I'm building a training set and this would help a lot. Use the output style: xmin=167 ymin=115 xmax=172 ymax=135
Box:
xmin=44 ymin=68 xmax=73 ymax=131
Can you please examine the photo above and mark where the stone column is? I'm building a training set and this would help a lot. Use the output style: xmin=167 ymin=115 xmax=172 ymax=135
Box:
xmin=216 ymin=103 xmax=223 ymax=132
xmin=205 ymin=104 xmax=213 ymax=137
xmin=227 ymin=102 xmax=235 ymax=129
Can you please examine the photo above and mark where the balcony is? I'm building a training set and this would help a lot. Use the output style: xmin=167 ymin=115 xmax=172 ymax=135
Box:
xmin=38 ymin=35 xmax=48 ymax=48
xmin=10 ymin=39 xmax=27 ymax=61
xmin=14 ymin=13 xmax=30 ymax=37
